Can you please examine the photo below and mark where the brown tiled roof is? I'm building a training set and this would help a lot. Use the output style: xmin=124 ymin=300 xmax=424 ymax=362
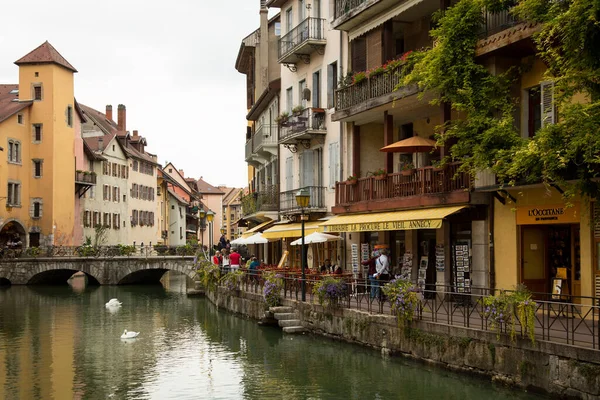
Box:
xmin=196 ymin=178 xmax=224 ymax=195
xmin=0 ymin=84 xmax=32 ymax=124
xmin=83 ymin=133 xmax=116 ymax=152
xmin=222 ymin=187 xmax=242 ymax=205
xmin=79 ymin=103 xmax=119 ymax=135
xmin=167 ymin=188 xmax=189 ymax=205
xmin=15 ymin=41 xmax=77 ymax=72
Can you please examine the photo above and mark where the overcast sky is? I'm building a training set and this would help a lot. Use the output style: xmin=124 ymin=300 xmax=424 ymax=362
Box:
xmin=0 ymin=0 xmax=268 ymax=189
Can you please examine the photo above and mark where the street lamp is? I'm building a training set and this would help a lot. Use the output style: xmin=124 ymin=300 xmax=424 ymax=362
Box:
xmin=199 ymin=209 xmax=206 ymax=249
xmin=295 ymin=188 xmax=310 ymax=302
xmin=206 ymin=210 xmax=215 ymax=256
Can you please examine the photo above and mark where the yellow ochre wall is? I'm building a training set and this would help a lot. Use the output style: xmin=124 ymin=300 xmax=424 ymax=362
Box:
xmin=494 ymin=187 xmax=593 ymax=298
xmin=18 ymin=63 xmax=75 ymax=245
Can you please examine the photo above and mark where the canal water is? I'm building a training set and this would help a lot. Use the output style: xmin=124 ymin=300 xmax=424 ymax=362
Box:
xmin=0 ymin=273 xmax=544 ymax=400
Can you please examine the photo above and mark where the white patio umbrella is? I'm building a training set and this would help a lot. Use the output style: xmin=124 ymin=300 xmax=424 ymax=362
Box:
xmin=243 ymin=233 xmax=269 ymax=245
xmin=230 ymin=237 xmax=247 ymax=246
xmin=290 ymin=232 xmax=341 ymax=246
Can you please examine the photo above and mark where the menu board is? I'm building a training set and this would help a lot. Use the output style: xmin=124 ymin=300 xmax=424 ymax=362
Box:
xmin=417 ymin=256 xmax=428 ymax=290
xmin=351 ymin=244 xmax=359 ymax=274
xmin=453 ymin=243 xmax=471 ymax=293
xmin=400 ymin=252 xmax=412 ymax=280
xmin=435 ymin=244 xmax=445 ymax=272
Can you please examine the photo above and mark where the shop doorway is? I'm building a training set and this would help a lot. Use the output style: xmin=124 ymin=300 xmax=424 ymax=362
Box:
xmin=417 ymin=230 xmax=436 ymax=295
xmin=521 ymin=225 xmax=580 ymax=299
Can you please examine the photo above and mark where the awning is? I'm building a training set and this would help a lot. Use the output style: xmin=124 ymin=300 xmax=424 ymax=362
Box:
xmin=262 ymin=221 xmax=322 ymax=239
xmin=320 ymin=206 xmax=467 ymax=233
xmin=349 ymin=0 xmax=426 ymax=42
xmin=242 ymin=219 xmax=275 ymax=238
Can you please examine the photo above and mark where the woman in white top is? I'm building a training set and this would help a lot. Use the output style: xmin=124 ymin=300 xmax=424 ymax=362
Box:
xmin=221 ymin=250 xmax=231 ymax=273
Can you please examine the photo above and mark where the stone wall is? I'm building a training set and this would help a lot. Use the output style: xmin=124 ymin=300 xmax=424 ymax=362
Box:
xmin=206 ymin=288 xmax=600 ymax=399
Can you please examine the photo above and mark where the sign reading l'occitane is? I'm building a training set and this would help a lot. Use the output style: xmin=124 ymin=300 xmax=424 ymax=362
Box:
xmin=516 ymin=203 xmax=580 ymax=225
xmin=323 ymin=219 xmax=443 ymax=233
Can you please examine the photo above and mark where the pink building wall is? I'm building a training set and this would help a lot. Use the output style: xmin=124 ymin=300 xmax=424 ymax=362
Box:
xmin=73 ymin=111 xmax=85 ymax=246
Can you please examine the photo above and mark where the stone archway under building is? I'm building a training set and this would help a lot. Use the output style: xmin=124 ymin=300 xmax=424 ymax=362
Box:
xmin=0 ymin=220 xmax=26 ymax=249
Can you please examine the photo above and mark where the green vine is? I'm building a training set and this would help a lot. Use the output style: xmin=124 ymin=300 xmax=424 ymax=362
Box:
xmin=402 ymin=0 xmax=600 ymax=201
xmin=219 ymin=270 xmax=244 ymax=293
xmin=483 ymin=284 xmax=536 ymax=343
xmin=312 ymin=277 xmax=346 ymax=308
xmin=382 ymin=278 xmax=421 ymax=327
xmin=195 ymin=259 xmax=220 ymax=292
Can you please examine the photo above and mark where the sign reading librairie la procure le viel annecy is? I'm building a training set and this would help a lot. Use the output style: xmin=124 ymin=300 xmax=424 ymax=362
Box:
xmin=323 ymin=219 xmax=443 ymax=233
xmin=516 ymin=203 xmax=580 ymax=225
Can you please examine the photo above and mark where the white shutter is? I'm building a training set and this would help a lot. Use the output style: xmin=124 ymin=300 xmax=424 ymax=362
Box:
xmin=302 ymin=150 xmax=314 ymax=187
xmin=329 ymin=142 xmax=339 ymax=188
xmin=334 ymin=143 xmax=340 ymax=185
xmin=541 ymin=81 xmax=555 ymax=127
xmin=286 ymin=157 xmax=293 ymax=191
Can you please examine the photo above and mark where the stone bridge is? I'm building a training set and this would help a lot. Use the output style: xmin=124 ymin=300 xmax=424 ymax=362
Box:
xmin=0 ymin=256 xmax=197 ymax=285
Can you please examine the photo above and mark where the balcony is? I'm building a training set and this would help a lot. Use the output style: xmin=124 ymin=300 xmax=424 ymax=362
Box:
xmin=241 ymin=185 xmax=280 ymax=220
xmin=476 ymin=9 xmax=539 ymax=57
xmin=245 ymin=138 xmax=254 ymax=162
xmin=253 ymin=124 xmax=278 ymax=155
xmin=280 ymin=108 xmax=326 ymax=146
xmin=278 ymin=17 xmax=326 ymax=65
xmin=280 ymin=186 xmax=327 ymax=214
xmin=333 ymin=0 xmax=438 ymax=32
xmin=333 ymin=63 xmax=420 ymax=121
xmin=75 ymin=170 xmax=96 ymax=198
xmin=333 ymin=163 xmax=471 ymax=214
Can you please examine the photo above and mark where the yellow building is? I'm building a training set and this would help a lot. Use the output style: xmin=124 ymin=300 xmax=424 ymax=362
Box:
xmin=0 ymin=42 xmax=79 ymax=247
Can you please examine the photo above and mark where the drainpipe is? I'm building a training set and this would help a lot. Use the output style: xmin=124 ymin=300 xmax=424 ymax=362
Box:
xmin=489 ymin=199 xmax=495 ymax=291
xmin=338 ymin=29 xmax=346 ymax=271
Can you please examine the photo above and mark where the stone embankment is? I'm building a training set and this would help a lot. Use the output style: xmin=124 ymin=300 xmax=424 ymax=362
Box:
xmin=201 ymin=287 xmax=600 ymax=399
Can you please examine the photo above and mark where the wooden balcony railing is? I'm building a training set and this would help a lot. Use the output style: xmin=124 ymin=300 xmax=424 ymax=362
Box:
xmin=335 ymin=63 xmax=403 ymax=111
xmin=335 ymin=163 xmax=471 ymax=207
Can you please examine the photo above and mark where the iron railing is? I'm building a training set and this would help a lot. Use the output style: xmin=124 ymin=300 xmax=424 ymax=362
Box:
xmin=75 ymin=170 xmax=97 ymax=185
xmin=480 ymin=9 xmax=520 ymax=37
xmin=334 ymin=0 xmax=370 ymax=19
xmin=335 ymin=162 xmax=471 ymax=207
xmin=219 ymin=269 xmax=600 ymax=351
xmin=254 ymin=124 xmax=278 ymax=151
xmin=241 ymin=185 xmax=280 ymax=216
xmin=335 ymin=63 xmax=404 ymax=111
xmin=279 ymin=186 xmax=326 ymax=214
xmin=0 ymin=245 xmax=199 ymax=260
xmin=278 ymin=17 xmax=326 ymax=60
xmin=280 ymin=108 xmax=326 ymax=143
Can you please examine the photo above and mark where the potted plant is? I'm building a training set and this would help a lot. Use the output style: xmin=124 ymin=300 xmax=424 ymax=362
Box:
xmin=275 ymin=111 xmax=290 ymax=125
xmin=346 ymin=174 xmax=358 ymax=185
xmin=399 ymin=161 xmax=415 ymax=176
xmin=352 ymin=71 xmax=367 ymax=85
xmin=291 ymin=105 xmax=304 ymax=116
xmin=373 ymin=168 xmax=387 ymax=181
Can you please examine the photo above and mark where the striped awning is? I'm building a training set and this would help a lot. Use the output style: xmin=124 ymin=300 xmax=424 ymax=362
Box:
xmin=349 ymin=0 xmax=426 ymax=41
xmin=320 ymin=206 xmax=467 ymax=233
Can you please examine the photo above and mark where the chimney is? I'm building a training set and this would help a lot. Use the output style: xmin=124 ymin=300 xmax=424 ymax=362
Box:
xmin=179 ymin=169 xmax=185 ymax=177
xmin=259 ymin=1 xmax=269 ymax=94
xmin=106 ymin=105 xmax=113 ymax=121
xmin=117 ymin=104 xmax=126 ymax=132
xmin=133 ymin=130 xmax=138 ymax=137
xmin=98 ymin=137 xmax=104 ymax=151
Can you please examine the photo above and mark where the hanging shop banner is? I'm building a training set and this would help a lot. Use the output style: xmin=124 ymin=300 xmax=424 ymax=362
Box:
xmin=516 ymin=204 xmax=580 ymax=225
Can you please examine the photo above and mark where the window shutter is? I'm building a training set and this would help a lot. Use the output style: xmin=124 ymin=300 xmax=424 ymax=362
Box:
xmin=328 ymin=143 xmax=334 ymax=188
xmin=286 ymin=157 xmax=293 ymax=191
xmin=302 ymin=150 xmax=314 ymax=187
xmin=541 ymin=81 xmax=555 ymax=128
xmin=327 ymin=63 xmax=335 ymax=108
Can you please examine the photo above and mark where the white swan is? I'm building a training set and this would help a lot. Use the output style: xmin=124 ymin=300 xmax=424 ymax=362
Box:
xmin=105 ymin=298 xmax=122 ymax=307
xmin=121 ymin=329 xmax=139 ymax=339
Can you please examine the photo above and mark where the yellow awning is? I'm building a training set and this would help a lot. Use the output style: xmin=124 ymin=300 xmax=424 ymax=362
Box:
xmin=242 ymin=219 xmax=275 ymax=238
xmin=262 ymin=221 xmax=322 ymax=239
xmin=320 ymin=206 xmax=467 ymax=233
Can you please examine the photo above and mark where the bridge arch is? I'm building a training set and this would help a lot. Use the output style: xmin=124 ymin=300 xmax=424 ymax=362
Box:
xmin=114 ymin=259 xmax=197 ymax=285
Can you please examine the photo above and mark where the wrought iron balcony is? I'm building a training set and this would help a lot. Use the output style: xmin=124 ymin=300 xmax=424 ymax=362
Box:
xmin=334 ymin=63 xmax=412 ymax=116
xmin=333 ymin=0 xmax=419 ymax=31
xmin=245 ymin=138 xmax=253 ymax=162
xmin=334 ymin=163 xmax=471 ymax=212
xmin=241 ymin=185 xmax=280 ymax=217
xmin=253 ymin=124 xmax=278 ymax=154
xmin=279 ymin=108 xmax=326 ymax=146
xmin=278 ymin=17 xmax=326 ymax=65
xmin=480 ymin=9 xmax=520 ymax=37
xmin=280 ymin=186 xmax=327 ymax=214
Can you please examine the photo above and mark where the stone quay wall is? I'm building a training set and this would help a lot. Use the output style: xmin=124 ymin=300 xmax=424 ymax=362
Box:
xmin=204 ymin=287 xmax=600 ymax=399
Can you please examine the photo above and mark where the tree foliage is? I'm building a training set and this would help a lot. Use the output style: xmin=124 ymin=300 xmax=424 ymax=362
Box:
xmin=403 ymin=0 xmax=600 ymax=199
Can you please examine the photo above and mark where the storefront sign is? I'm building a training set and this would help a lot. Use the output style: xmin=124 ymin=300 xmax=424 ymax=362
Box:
xmin=323 ymin=219 xmax=443 ymax=233
xmin=516 ymin=204 xmax=580 ymax=225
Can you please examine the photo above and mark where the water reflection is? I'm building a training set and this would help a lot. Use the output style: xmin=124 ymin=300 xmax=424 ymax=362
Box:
xmin=0 ymin=273 xmax=544 ymax=399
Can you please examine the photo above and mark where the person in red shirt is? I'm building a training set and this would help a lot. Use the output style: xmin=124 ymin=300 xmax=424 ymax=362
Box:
xmin=212 ymin=251 xmax=222 ymax=266
xmin=229 ymin=248 xmax=241 ymax=272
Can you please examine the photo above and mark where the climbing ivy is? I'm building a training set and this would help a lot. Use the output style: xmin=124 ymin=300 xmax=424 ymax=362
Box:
xmin=402 ymin=0 xmax=600 ymax=200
